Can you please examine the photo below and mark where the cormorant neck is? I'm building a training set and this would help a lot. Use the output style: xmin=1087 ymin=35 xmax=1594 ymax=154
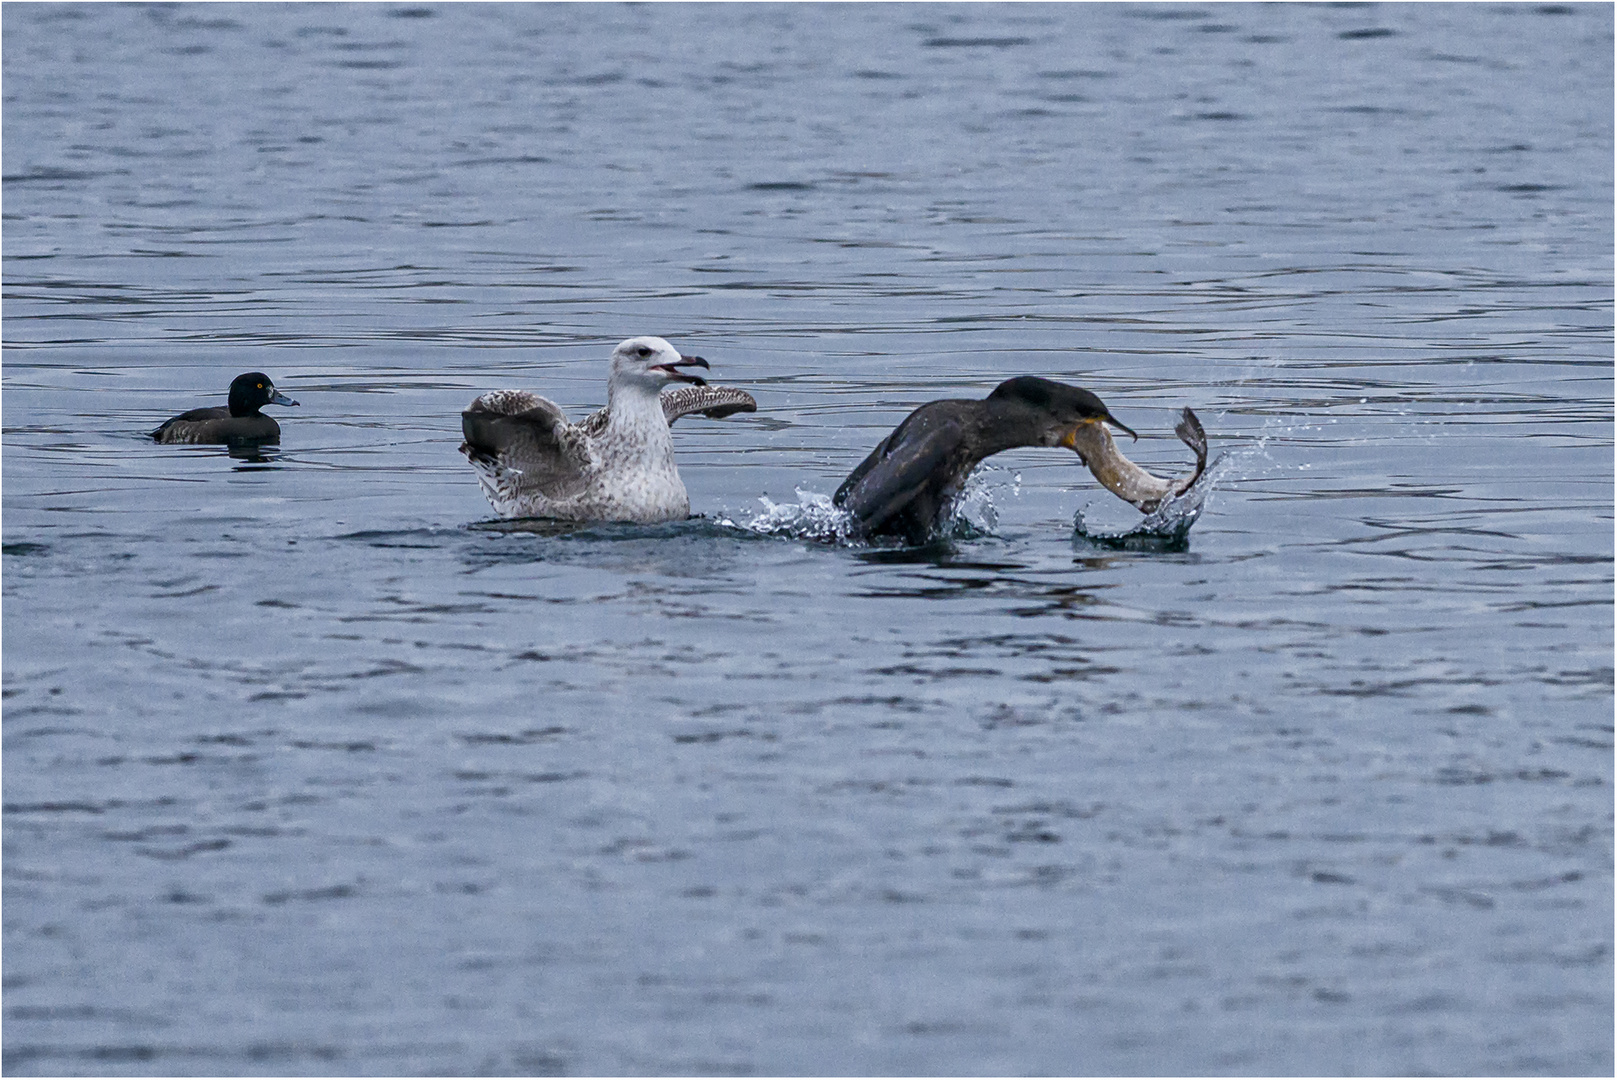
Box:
xmin=971 ymin=396 xmax=1058 ymax=457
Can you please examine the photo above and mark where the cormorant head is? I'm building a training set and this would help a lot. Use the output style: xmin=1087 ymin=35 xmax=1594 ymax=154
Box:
xmin=987 ymin=375 xmax=1136 ymax=447
xmin=609 ymin=336 xmax=710 ymax=392
xmin=227 ymin=372 xmax=299 ymax=417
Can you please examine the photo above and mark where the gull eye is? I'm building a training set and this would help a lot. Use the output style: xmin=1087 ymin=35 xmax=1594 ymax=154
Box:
xmin=636 ymin=347 xmax=651 ymax=358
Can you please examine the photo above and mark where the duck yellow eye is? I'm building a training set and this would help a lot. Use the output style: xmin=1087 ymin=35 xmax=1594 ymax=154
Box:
xmin=256 ymin=383 xmax=264 ymax=389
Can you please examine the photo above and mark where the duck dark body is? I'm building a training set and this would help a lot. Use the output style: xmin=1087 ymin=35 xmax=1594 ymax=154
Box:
xmin=151 ymin=372 xmax=298 ymax=445
xmin=835 ymin=376 xmax=1133 ymax=545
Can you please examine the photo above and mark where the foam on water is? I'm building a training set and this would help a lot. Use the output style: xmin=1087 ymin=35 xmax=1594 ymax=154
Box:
xmin=717 ymin=487 xmax=862 ymax=544
xmin=951 ymin=464 xmax=1013 ymax=535
xmin=719 ymin=467 xmax=1030 ymax=548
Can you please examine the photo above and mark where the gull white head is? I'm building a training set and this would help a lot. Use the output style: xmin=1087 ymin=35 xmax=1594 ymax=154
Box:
xmin=608 ymin=336 xmax=710 ymax=395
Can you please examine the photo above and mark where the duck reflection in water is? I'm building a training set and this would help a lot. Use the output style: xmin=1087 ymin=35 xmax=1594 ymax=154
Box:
xmin=835 ymin=376 xmax=1206 ymax=546
xmin=225 ymin=441 xmax=286 ymax=470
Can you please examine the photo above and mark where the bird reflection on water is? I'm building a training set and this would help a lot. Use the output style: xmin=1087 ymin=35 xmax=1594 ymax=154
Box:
xmin=227 ymin=442 xmax=285 ymax=470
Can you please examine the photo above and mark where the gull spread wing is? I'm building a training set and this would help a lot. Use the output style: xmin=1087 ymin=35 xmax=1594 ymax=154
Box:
xmin=572 ymin=384 xmax=757 ymax=439
xmin=661 ymin=384 xmax=757 ymax=425
xmin=460 ymin=390 xmax=594 ymax=502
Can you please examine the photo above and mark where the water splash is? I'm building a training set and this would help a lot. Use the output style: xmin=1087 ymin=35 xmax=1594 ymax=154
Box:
xmin=719 ymin=467 xmax=1023 ymax=548
xmin=952 ymin=464 xmax=1017 ymax=535
xmin=716 ymin=488 xmax=863 ymax=544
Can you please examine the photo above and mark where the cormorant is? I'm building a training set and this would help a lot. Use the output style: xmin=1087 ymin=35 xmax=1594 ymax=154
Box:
xmin=835 ymin=375 xmax=1204 ymax=544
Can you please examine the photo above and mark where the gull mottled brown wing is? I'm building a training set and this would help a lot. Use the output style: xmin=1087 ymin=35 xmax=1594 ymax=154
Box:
xmin=661 ymin=384 xmax=757 ymax=425
xmin=573 ymin=384 xmax=757 ymax=439
xmin=460 ymin=390 xmax=595 ymax=503
xmin=575 ymin=406 xmax=610 ymax=440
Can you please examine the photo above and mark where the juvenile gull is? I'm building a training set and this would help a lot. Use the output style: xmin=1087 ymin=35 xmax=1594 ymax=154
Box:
xmin=151 ymin=372 xmax=299 ymax=445
xmin=459 ymin=336 xmax=755 ymax=522
xmin=835 ymin=375 xmax=1203 ymax=544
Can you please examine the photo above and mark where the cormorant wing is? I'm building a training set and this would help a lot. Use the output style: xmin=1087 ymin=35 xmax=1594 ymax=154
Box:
xmin=460 ymin=390 xmax=593 ymax=500
xmin=834 ymin=406 xmax=966 ymax=532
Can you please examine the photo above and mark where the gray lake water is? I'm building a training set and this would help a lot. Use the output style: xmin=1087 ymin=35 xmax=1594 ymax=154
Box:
xmin=3 ymin=3 xmax=1612 ymax=1076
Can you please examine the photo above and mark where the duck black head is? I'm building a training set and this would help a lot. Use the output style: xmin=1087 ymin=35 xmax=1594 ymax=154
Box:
xmin=227 ymin=373 xmax=299 ymax=417
xmin=987 ymin=375 xmax=1136 ymax=443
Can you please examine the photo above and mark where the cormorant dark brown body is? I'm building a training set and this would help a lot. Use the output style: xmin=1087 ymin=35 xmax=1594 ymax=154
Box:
xmin=834 ymin=376 xmax=1134 ymax=545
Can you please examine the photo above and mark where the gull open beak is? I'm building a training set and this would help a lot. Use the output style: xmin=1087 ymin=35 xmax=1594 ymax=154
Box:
xmin=651 ymin=354 xmax=710 ymax=386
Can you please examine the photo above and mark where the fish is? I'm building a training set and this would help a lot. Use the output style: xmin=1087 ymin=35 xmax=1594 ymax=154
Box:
xmin=1065 ymin=407 xmax=1207 ymax=513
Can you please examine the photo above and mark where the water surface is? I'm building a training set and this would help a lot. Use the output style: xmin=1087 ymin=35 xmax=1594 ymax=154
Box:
xmin=4 ymin=4 xmax=1612 ymax=1075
